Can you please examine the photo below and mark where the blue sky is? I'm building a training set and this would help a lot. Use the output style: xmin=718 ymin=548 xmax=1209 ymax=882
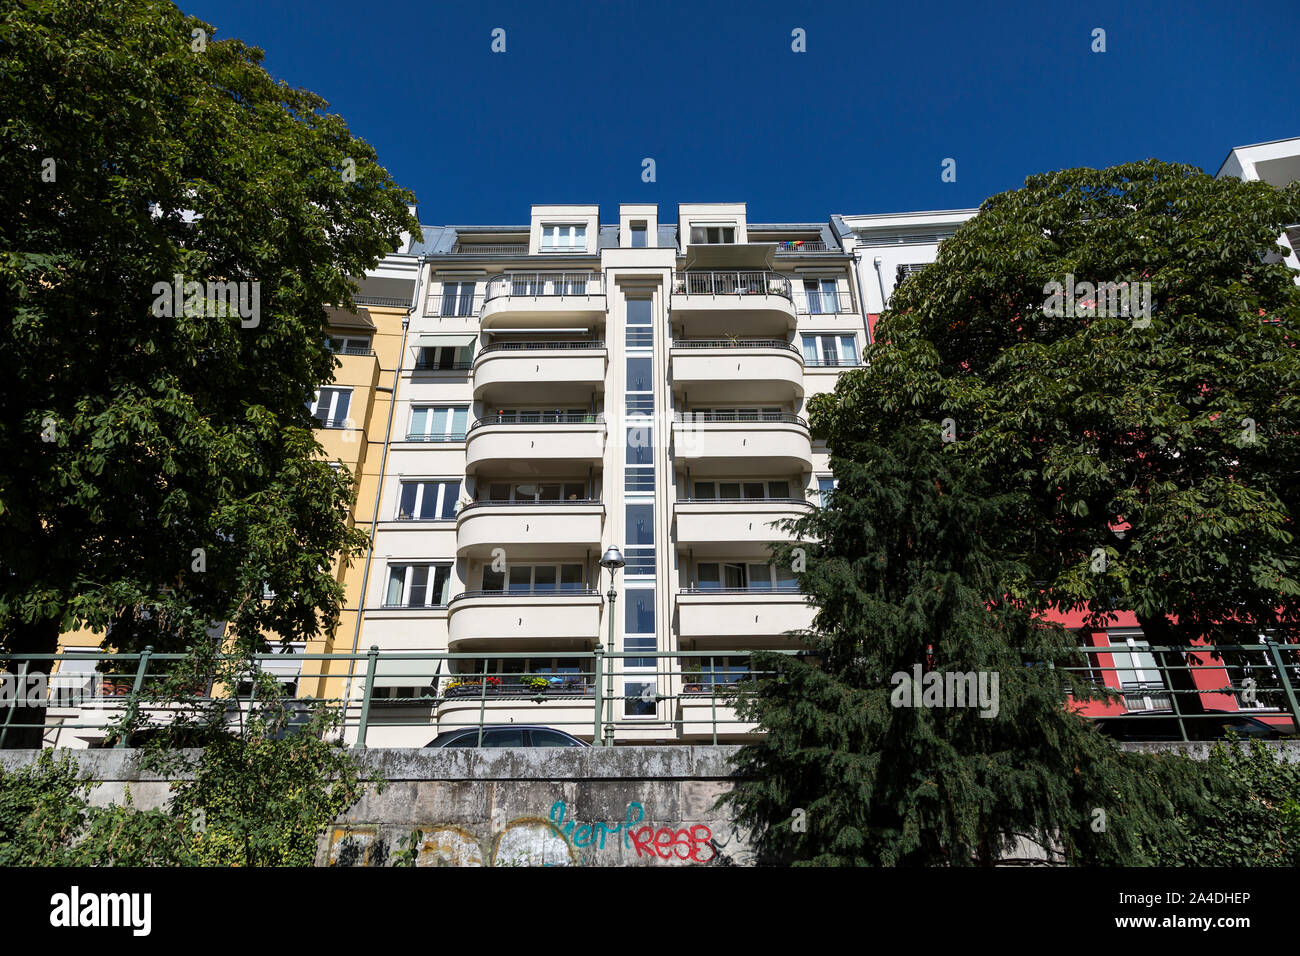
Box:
xmin=185 ymin=0 xmax=1299 ymax=226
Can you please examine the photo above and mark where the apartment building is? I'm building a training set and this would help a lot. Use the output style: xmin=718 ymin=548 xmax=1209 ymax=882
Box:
xmin=305 ymin=202 xmax=874 ymax=746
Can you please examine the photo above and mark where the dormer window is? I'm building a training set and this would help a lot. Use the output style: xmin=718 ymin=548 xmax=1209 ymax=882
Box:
xmin=690 ymin=224 xmax=735 ymax=244
xmin=541 ymin=224 xmax=587 ymax=252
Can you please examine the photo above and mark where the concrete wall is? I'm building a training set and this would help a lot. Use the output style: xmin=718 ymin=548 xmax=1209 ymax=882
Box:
xmin=0 ymin=746 xmax=753 ymax=868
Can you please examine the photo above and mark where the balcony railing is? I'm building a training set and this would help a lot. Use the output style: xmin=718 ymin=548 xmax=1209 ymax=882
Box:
xmin=802 ymin=356 xmax=862 ymax=367
xmin=793 ymin=292 xmax=852 ymax=315
xmin=1120 ymin=682 xmax=1173 ymax=712
xmin=469 ymin=412 xmax=603 ymax=431
xmin=451 ymin=243 xmax=529 ymax=256
xmin=403 ymin=431 xmax=467 ymax=442
xmin=675 ymin=411 xmax=807 ymax=427
xmin=413 ymin=357 xmax=473 ymax=371
xmin=449 ymin=588 xmax=602 ymax=603
xmin=676 ymin=497 xmax=811 ymax=506
xmin=772 ymin=240 xmax=830 ymax=253
xmin=476 ymin=340 xmax=604 ymax=355
xmin=679 ymin=586 xmax=804 ymax=595
xmin=328 ymin=345 xmax=377 ymax=357
xmin=425 ymin=295 xmax=486 ymax=317
xmin=673 ymin=271 xmax=792 ymax=299
xmin=351 ymin=295 xmax=411 ymax=309
xmin=671 ymin=338 xmax=799 ymax=353
xmin=483 ymin=273 xmax=603 ymax=301
xmin=312 ymin=417 xmax=354 ymax=429
xmin=461 ymin=498 xmax=601 ymax=510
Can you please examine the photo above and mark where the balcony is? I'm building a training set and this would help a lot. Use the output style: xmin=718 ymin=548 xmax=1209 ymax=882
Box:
xmin=451 ymin=243 xmax=529 ymax=257
xmin=472 ymin=340 xmax=607 ymax=405
xmin=456 ymin=500 xmax=604 ymax=559
xmin=478 ymin=273 xmax=606 ymax=330
xmin=674 ymin=498 xmax=812 ymax=558
xmin=772 ymin=240 xmax=831 ymax=254
xmin=669 ymin=339 xmax=803 ymax=403
xmin=447 ymin=589 xmax=603 ymax=648
xmin=671 ymin=272 xmax=797 ymax=336
xmin=671 ymin=412 xmax=813 ymax=474
xmin=464 ymin=412 xmax=606 ymax=476
xmin=676 ymin=588 xmax=814 ymax=641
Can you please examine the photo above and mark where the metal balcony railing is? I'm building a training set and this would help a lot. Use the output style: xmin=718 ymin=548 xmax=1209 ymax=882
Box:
xmin=312 ymin=417 xmax=355 ymax=429
xmin=469 ymin=412 xmax=604 ymax=431
xmin=328 ymin=345 xmax=377 ymax=357
xmin=450 ymin=243 xmax=530 ymax=256
xmin=671 ymin=338 xmax=799 ymax=353
xmin=350 ymin=295 xmax=411 ymax=309
xmin=802 ymin=356 xmax=862 ymax=367
xmin=772 ymin=240 xmax=831 ymax=253
xmin=425 ymin=294 xmax=486 ymax=317
xmin=483 ymin=273 xmax=604 ymax=301
xmin=673 ymin=271 xmax=792 ymax=299
xmin=676 ymin=497 xmax=812 ymax=506
xmin=675 ymin=411 xmax=808 ymax=427
xmin=678 ymin=587 xmax=804 ymax=595
xmin=460 ymin=498 xmax=601 ymax=510
xmin=475 ymin=340 xmax=604 ymax=355
xmin=449 ymin=588 xmax=603 ymax=602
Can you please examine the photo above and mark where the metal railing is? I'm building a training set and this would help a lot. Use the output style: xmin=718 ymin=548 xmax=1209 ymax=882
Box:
xmin=475 ymin=340 xmax=605 ymax=355
xmin=403 ymin=432 xmax=466 ymax=442
xmin=676 ymin=497 xmax=812 ymax=506
xmin=351 ymin=295 xmax=412 ymax=309
xmin=772 ymin=240 xmax=831 ymax=253
xmin=424 ymin=294 xmax=485 ymax=317
xmin=483 ymin=273 xmax=604 ymax=301
xmin=2 ymin=642 xmax=1297 ymax=749
xmin=312 ymin=417 xmax=355 ymax=430
xmin=413 ymin=358 xmax=473 ymax=371
xmin=675 ymin=411 xmax=808 ymax=427
xmin=450 ymin=244 xmax=530 ymax=256
xmin=673 ymin=271 xmax=792 ymax=299
xmin=328 ymin=345 xmax=377 ymax=357
xmin=671 ymin=338 xmax=799 ymax=353
xmin=802 ymin=356 xmax=862 ymax=367
xmin=792 ymin=291 xmax=855 ymax=315
xmin=459 ymin=498 xmax=601 ymax=510
xmin=468 ymin=412 xmax=604 ymax=430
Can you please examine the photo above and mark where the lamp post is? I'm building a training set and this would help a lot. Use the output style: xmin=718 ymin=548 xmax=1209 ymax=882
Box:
xmin=598 ymin=546 xmax=625 ymax=747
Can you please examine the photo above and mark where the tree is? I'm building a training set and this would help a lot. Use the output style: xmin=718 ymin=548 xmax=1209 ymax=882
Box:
xmin=0 ymin=0 xmax=419 ymax=744
xmin=877 ymin=160 xmax=1300 ymax=707
xmin=723 ymin=423 xmax=1196 ymax=865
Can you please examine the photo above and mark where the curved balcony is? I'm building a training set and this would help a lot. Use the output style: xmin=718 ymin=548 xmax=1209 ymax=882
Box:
xmin=447 ymin=589 xmax=603 ymax=649
xmin=464 ymin=413 xmax=606 ymax=476
xmin=455 ymin=500 xmax=604 ymax=558
xmin=669 ymin=339 xmax=803 ymax=403
xmin=671 ymin=412 xmax=813 ymax=474
xmin=676 ymin=588 xmax=814 ymax=641
xmin=479 ymin=273 xmax=606 ymax=330
xmin=671 ymin=272 xmax=797 ymax=336
xmin=674 ymin=498 xmax=813 ymax=558
xmin=472 ymin=340 xmax=607 ymax=405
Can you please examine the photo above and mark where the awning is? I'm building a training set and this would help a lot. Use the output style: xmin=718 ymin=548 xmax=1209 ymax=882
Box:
xmin=416 ymin=333 xmax=477 ymax=348
xmin=683 ymin=243 xmax=776 ymax=271
xmin=326 ymin=306 xmax=376 ymax=331
xmin=370 ymin=654 xmax=442 ymax=688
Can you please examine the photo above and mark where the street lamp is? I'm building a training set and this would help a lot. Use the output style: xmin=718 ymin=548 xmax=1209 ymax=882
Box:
xmin=598 ymin=546 xmax=625 ymax=746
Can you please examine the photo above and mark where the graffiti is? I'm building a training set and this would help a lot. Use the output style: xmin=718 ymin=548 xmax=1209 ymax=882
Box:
xmin=548 ymin=800 xmax=644 ymax=851
xmin=324 ymin=800 xmax=744 ymax=866
xmin=629 ymin=824 xmax=716 ymax=863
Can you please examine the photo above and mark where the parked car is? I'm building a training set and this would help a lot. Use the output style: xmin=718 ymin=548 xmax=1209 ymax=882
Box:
xmin=424 ymin=725 xmax=589 ymax=748
xmin=1093 ymin=710 xmax=1294 ymax=741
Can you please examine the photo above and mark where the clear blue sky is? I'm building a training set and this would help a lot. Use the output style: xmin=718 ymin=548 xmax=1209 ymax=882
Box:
xmin=185 ymin=0 xmax=1299 ymax=225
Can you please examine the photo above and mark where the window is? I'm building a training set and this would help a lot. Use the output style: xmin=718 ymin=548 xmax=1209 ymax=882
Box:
xmin=385 ymin=564 xmax=453 ymax=608
xmin=1104 ymin=633 xmax=1170 ymax=712
xmin=801 ymin=334 xmax=859 ymax=367
xmin=624 ymin=681 xmax=657 ymax=717
xmin=803 ymin=279 xmax=841 ymax=314
xmin=417 ymin=344 xmax=472 ymax=370
xmin=481 ymin=563 xmax=585 ymax=592
xmin=398 ymin=481 xmax=461 ymax=520
xmin=409 ymin=406 xmax=468 ymax=441
xmin=630 ymin=222 xmax=647 ymax=248
xmin=685 ymin=655 xmax=751 ymax=690
xmin=485 ymin=481 xmax=587 ymax=502
xmin=817 ymin=476 xmax=838 ymax=508
xmin=696 ymin=561 xmax=796 ymax=591
xmin=541 ymin=224 xmax=587 ymax=251
xmin=692 ymin=479 xmax=791 ymax=500
xmin=438 ymin=281 xmax=477 ymax=317
xmin=625 ymin=298 xmax=653 ymax=347
xmin=326 ymin=336 xmax=370 ymax=355
xmin=690 ymin=224 xmax=735 ymax=244
xmin=308 ymin=387 xmax=352 ymax=427
xmin=626 ymin=357 xmax=653 ymax=392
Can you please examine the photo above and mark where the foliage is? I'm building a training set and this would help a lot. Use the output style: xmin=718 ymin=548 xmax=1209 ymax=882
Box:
xmin=725 ymin=160 xmax=1300 ymax=864
xmin=0 ymin=0 xmax=420 ymax=742
xmin=0 ymin=642 xmax=382 ymax=866
xmin=723 ymin=423 xmax=1198 ymax=865
xmin=1146 ymin=737 xmax=1300 ymax=865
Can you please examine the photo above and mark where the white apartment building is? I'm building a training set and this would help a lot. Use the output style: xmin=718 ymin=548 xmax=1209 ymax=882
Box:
xmin=341 ymin=202 xmax=872 ymax=745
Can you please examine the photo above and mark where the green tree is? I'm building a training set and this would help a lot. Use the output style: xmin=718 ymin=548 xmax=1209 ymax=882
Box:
xmin=0 ymin=0 xmax=419 ymax=744
xmin=723 ymin=424 xmax=1194 ymax=865
xmin=877 ymin=160 xmax=1300 ymax=704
